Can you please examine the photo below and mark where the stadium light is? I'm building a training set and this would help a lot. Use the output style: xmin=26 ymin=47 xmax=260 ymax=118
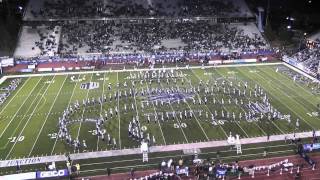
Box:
xmin=287 ymin=25 xmax=291 ymax=29
xmin=286 ymin=17 xmax=295 ymax=21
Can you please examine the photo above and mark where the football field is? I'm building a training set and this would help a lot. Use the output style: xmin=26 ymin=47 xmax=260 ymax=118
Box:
xmin=0 ymin=63 xmax=319 ymax=161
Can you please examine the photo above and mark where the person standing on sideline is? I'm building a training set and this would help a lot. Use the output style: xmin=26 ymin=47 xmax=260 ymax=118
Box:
xmin=130 ymin=168 xmax=135 ymax=178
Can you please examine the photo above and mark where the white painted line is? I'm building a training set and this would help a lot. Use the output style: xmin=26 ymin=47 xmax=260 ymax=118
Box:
xmin=0 ymin=63 xmax=284 ymax=79
xmin=50 ymin=74 xmax=81 ymax=155
xmin=117 ymin=72 xmax=122 ymax=149
xmin=283 ymin=62 xmax=319 ymax=83
xmin=145 ymin=82 xmax=167 ymax=145
xmin=28 ymin=76 xmax=68 ymax=156
xmin=237 ymin=67 xmax=286 ymax=134
xmin=222 ymin=69 xmax=267 ymax=136
xmin=76 ymin=73 xmax=94 ymax=141
xmin=187 ymin=69 xmax=228 ymax=138
xmin=5 ymin=76 xmax=56 ymax=159
xmin=0 ymin=77 xmax=43 ymax=140
xmin=158 ymin=80 xmax=189 ymax=143
xmin=0 ymin=128 xmax=314 ymax=167
xmin=212 ymin=69 xmax=252 ymax=138
xmin=96 ymin=72 xmax=107 ymax=151
xmin=180 ymin=91 xmax=210 ymax=140
xmin=253 ymin=69 xmax=314 ymax=130
xmin=0 ymin=78 xmax=31 ymax=116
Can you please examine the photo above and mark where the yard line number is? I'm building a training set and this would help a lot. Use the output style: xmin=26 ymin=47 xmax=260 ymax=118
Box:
xmin=174 ymin=123 xmax=187 ymax=128
xmin=8 ymin=136 xmax=24 ymax=143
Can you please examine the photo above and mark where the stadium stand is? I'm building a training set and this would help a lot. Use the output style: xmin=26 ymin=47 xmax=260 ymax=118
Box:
xmin=14 ymin=0 xmax=271 ymax=64
xmin=57 ymin=21 xmax=268 ymax=55
xmin=285 ymin=35 xmax=320 ymax=77
xmin=23 ymin=0 xmax=252 ymax=20
xmin=14 ymin=21 xmax=269 ymax=58
xmin=14 ymin=25 xmax=61 ymax=58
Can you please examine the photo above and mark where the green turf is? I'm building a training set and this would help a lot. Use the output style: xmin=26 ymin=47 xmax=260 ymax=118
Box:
xmin=0 ymin=64 xmax=319 ymax=162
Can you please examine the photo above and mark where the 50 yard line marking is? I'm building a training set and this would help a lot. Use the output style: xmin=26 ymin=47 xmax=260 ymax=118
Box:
xmin=0 ymin=77 xmax=43 ymax=140
xmin=28 ymin=76 xmax=68 ymax=156
xmin=5 ymin=76 xmax=56 ymax=159
xmin=117 ymin=72 xmax=121 ymax=149
xmin=172 ymin=76 xmax=209 ymax=140
xmin=50 ymin=74 xmax=81 ymax=155
xmin=158 ymin=80 xmax=189 ymax=143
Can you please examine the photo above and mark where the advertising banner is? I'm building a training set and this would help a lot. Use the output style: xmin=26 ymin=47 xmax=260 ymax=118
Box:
xmin=303 ymin=143 xmax=320 ymax=152
xmin=36 ymin=169 xmax=69 ymax=179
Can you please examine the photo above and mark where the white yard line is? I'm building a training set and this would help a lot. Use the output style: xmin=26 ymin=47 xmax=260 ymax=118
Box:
xmin=76 ymin=73 xmax=95 ymax=142
xmin=50 ymin=74 xmax=81 ymax=155
xmin=28 ymin=76 xmax=68 ymax=156
xmin=182 ymin=99 xmax=210 ymax=140
xmin=221 ymin=72 xmax=267 ymax=136
xmin=5 ymin=76 xmax=56 ymax=160
xmin=211 ymin=69 xmax=258 ymax=138
xmin=0 ymin=77 xmax=43 ymax=140
xmin=0 ymin=79 xmax=47 ymax=151
xmin=132 ymin=82 xmax=140 ymax=119
xmin=283 ymin=62 xmax=319 ymax=83
xmin=131 ymin=77 xmax=165 ymax=145
xmin=0 ymin=63 xmax=284 ymax=80
xmin=158 ymin=80 xmax=189 ymax=143
xmin=79 ymin=143 xmax=294 ymax=166
xmin=237 ymin=68 xmax=286 ymax=134
xmin=96 ymin=72 xmax=107 ymax=151
xmin=145 ymin=82 xmax=167 ymax=145
xmin=117 ymin=72 xmax=122 ymax=149
xmin=185 ymin=70 xmax=228 ymax=138
xmin=0 ymin=76 xmax=8 ymax=85
xmin=75 ymin=60 xmax=99 ymax=144
xmin=0 ymin=129 xmax=313 ymax=167
xmin=253 ymin=70 xmax=314 ymax=130
xmin=270 ymin=66 xmax=319 ymax=101
xmin=265 ymin=66 xmax=320 ymax=107
xmin=0 ymin=77 xmax=31 ymax=115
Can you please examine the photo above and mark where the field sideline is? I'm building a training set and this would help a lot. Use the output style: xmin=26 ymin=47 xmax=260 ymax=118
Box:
xmin=0 ymin=62 xmax=319 ymax=162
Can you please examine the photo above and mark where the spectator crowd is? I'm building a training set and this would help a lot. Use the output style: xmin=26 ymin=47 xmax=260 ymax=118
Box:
xmin=28 ymin=0 xmax=240 ymax=19
xmin=289 ymin=39 xmax=320 ymax=75
xmin=57 ymin=21 xmax=267 ymax=55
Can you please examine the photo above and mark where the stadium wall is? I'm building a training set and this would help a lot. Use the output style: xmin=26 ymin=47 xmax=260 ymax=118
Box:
xmin=282 ymin=55 xmax=319 ymax=79
xmin=8 ymin=49 xmax=276 ymax=73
